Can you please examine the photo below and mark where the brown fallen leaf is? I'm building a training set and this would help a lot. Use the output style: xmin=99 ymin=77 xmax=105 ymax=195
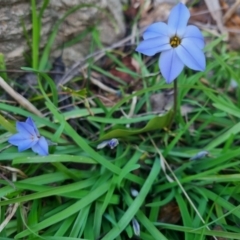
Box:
xmin=220 ymin=0 xmax=240 ymax=50
xmin=109 ymin=56 xmax=140 ymax=86
xmin=124 ymin=0 xmax=148 ymax=20
xmin=150 ymin=92 xmax=194 ymax=116
xmin=190 ymin=0 xmax=215 ymax=25
xmin=204 ymin=0 xmax=227 ymax=36
xmin=158 ymin=201 xmax=181 ymax=224
xmin=139 ymin=2 xmax=173 ymax=29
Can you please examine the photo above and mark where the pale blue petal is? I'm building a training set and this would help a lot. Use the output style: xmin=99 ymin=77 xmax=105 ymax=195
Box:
xmin=26 ymin=117 xmax=40 ymax=136
xmin=16 ymin=122 xmax=36 ymax=136
xmin=182 ymin=25 xmax=205 ymax=49
xmin=168 ymin=3 xmax=190 ymax=37
xmin=97 ymin=141 xmax=109 ymax=149
xmin=31 ymin=136 xmax=49 ymax=156
xmin=9 ymin=133 xmax=29 ymax=145
xmin=159 ymin=49 xmax=184 ymax=84
xmin=97 ymin=138 xmax=119 ymax=149
xmin=190 ymin=151 xmax=209 ymax=161
xmin=143 ymin=22 xmax=168 ymax=39
xmin=176 ymin=39 xmax=206 ymax=71
xmin=136 ymin=37 xmax=171 ymax=56
xmin=8 ymin=133 xmax=38 ymax=151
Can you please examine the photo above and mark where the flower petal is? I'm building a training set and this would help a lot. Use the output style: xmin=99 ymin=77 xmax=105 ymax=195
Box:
xmin=143 ymin=22 xmax=168 ymax=39
xmin=108 ymin=139 xmax=119 ymax=149
xmin=16 ymin=122 xmax=36 ymax=137
xmin=26 ymin=117 xmax=40 ymax=136
xmin=176 ymin=38 xmax=206 ymax=71
xmin=183 ymin=25 xmax=205 ymax=49
xmin=168 ymin=3 xmax=190 ymax=37
xmin=136 ymin=37 xmax=171 ymax=56
xmin=8 ymin=133 xmax=38 ymax=151
xmin=159 ymin=49 xmax=184 ymax=84
xmin=190 ymin=151 xmax=209 ymax=161
xmin=97 ymin=140 xmax=109 ymax=149
xmin=31 ymin=136 xmax=49 ymax=156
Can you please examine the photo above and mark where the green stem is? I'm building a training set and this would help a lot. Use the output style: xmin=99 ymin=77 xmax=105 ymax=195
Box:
xmin=168 ymin=79 xmax=178 ymax=129
xmin=31 ymin=0 xmax=39 ymax=69
xmin=173 ymin=79 xmax=178 ymax=116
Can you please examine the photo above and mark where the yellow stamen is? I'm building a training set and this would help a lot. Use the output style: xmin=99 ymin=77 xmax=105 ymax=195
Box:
xmin=170 ymin=36 xmax=181 ymax=48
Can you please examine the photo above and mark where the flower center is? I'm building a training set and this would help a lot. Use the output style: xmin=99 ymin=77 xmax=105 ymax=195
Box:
xmin=170 ymin=36 xmax=181 ymax=48
xmin=30 ymin=135 xmax=36 ymax=141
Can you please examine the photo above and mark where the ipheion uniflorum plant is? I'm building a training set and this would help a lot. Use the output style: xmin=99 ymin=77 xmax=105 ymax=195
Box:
xmin=136 ymin=3 xmax=206 ymax=83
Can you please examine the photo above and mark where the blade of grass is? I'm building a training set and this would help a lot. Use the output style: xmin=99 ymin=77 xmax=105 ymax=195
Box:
xmin=102 ymin=158 xmax=163 ymax=240
xmin=31 ymin=0 xmax=39 ymax=69
xmin=15 ymin=181 xmax=111 ymax=238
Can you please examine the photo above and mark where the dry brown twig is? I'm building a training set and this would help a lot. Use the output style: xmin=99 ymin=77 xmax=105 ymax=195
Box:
xmin=58 ymin=29 xmax=145 ymax=87
xmin=0 ymin=203 xmax=19 ymax=232
xmin=82 ymin=71 xmax=118 ymax=94
xmin=204 ymin=0 xmax=228 ymax=39
xmin=223 ymin=0 xmax=240 ymax=23
xmin=0 ymin=77 xmax=43 ymax=117
xmin=149 ymin=136 xmax=218 ymax=240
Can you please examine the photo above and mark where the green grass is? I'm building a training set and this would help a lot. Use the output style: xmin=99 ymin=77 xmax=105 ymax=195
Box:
xmin=1 ymin=1 xmax=240 ymax=240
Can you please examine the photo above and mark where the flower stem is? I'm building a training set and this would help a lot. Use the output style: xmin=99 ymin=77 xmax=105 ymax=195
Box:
xmin=168 ymin=80 xmax=178 ymax=129
xmin=173 ymin=79 xmax=178 ymax=116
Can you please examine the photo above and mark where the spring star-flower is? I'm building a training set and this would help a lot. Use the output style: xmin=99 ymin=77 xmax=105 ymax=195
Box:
xmin=97 ymin=138 xmax=119 ymax=149
xmin=136 ymin=3 xmax=205 ymax=83
xmin=8 ymin=117 xmax=49 ymax=156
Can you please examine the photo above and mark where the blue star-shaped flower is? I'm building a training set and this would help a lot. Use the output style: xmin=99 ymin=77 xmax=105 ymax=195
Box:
xmin=136 ymin=3 xmax=206 ymax=83
xmin=97 ymin=138 xmax=119 ymax=149
xmin=8 ymin=117 xmax=49 ymax=156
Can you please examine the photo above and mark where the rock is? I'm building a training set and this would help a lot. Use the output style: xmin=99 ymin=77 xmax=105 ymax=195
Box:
xmin=0 ymin=0 xmax=125 ymax=69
